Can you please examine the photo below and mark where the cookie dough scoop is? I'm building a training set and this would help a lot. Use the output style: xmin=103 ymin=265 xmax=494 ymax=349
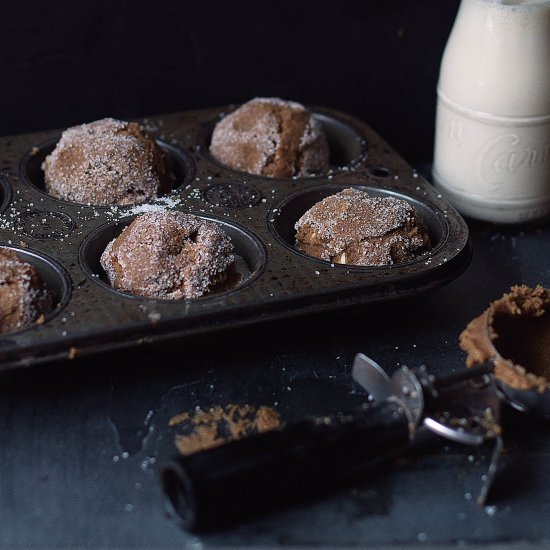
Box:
xmin=460 ymin=285 xmax=550 ymax=417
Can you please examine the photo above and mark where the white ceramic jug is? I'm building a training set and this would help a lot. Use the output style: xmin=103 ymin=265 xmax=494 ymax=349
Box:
xmin=433 ymin=0 xmax=550 ymax=224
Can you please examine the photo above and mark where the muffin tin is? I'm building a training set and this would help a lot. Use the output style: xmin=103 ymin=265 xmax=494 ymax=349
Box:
xmin=0 ymin=105 xmax=470 ymax=370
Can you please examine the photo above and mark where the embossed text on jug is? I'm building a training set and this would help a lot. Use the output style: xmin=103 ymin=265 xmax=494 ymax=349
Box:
xmin=438 ymin=111 xmax=464 ymax=146
xmin=476 ymin=133 xmax=550 ymax=190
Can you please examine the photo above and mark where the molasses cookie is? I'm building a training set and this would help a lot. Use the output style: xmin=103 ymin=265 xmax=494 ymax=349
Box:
xmin=100 ymin=211 xmax=234 ymax=299
xmin=43 ymin=118 xmax=172 ymax=205
xmin=209 ymin=97 xmax=329 ymax=178
xmin=0 ymin=248 xmax=51 ymax=334
xmin=295 ymin=188 xmax=431 ymax=266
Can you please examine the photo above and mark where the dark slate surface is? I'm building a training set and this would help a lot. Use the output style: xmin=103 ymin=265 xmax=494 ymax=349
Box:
xmin=1 ymin=216 xmax=549 ymax=548
xmin=1 ymin=1 xmax=550 ymax=547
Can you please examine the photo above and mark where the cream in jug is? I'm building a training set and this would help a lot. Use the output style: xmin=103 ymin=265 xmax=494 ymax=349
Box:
xmin=433 ymin=0 xmax=550 ymax=224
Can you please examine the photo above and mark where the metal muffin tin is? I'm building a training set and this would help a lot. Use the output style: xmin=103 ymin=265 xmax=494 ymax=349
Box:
xmin=0 ymin=105 xmax=471 ymax=369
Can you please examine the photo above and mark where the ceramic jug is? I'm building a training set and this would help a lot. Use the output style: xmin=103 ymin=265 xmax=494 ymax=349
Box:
xmin=433 ymin=0 xmax=550 ymax=224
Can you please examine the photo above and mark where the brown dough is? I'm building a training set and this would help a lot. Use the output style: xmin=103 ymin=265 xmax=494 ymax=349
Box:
xmin=43 ymin=118 xmax=172 ymax=205
xmin=209 ymin=97 xmax=329 ymax=178
xmin=0 ymin=248 xmax=50 ymax=334
xmin=459 ymin=285 xmax=550 ymax=391
xmin=295 ymin=188 xmax=431 ymax=266
xmin=100 ymin=211 xmax=234 ymax=299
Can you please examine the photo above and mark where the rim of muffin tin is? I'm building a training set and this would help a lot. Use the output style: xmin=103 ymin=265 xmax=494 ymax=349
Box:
xmin=197 ymin=110 xmax=367 ymax=180
xmin=18 ymin=138 xmax=196 ymax=208
xmin=78 ymin=214 xmax=267 ymax=302
xmin=0 ymin=243 xmax=72 ymax=334
xmin=267 ymin=184 xmax=449 ymax=270
xmin=0 ymin=174 xmax=13 ymax=214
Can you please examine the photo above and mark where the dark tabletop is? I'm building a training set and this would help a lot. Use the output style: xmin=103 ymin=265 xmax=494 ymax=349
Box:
xmin=1 ymin=204 xmax=549 ymax=548
xmin=1 ymin=1 xmax=550 ymax=547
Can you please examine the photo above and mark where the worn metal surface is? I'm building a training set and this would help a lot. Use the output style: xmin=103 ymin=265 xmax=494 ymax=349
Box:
xmin=0 ymin=106 xmax=470 ymax=369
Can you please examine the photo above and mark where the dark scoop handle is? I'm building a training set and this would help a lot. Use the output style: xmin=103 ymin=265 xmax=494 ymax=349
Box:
xmin=161 ymin=400 xmax=411 ymax=531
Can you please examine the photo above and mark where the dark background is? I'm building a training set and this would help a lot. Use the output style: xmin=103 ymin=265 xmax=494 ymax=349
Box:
xmin=6 ymin=2 xmax=550 ymax=548
xmin=1 ymin=0 xmax=460 ymax=165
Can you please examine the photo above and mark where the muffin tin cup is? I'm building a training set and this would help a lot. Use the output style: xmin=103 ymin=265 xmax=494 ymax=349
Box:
xmin=0 ymin=243 xmax=72 ymax=339
xmin=269 ymin=183 xmax=446 ymax=270
xmin=19 ymin=138 xmax=196 ymax=208
xmin=198 ymin=109 xmax=367 ymax=179
xmin=79 ymin=214 xmax=266 ymax=301
xmin=0 ymin=105 xmax=471 ymax=370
